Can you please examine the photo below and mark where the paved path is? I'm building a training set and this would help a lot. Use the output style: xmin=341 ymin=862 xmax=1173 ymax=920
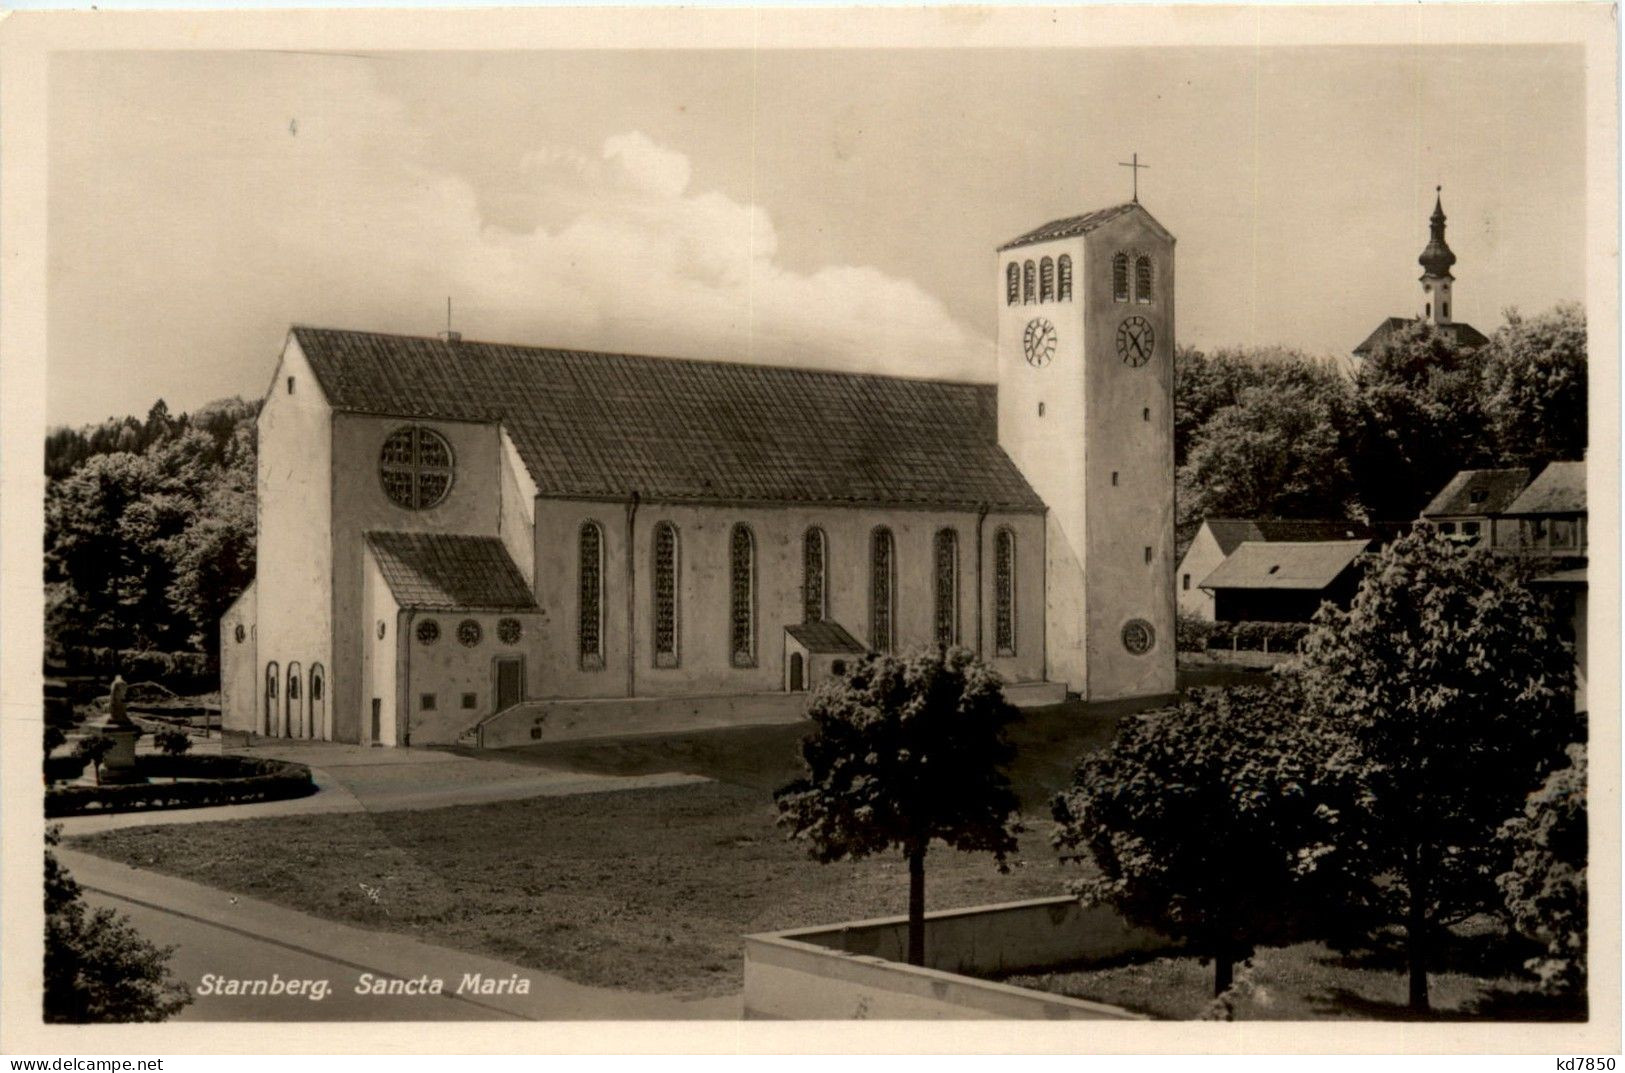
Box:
xmin=56 ymin=740 xmax=708 ymax=836
xmin=59 ymin=848 xmax=739 ymax=1021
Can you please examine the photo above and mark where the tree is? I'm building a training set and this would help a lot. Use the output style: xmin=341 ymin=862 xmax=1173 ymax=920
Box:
xmin=1498 ymin=742 xmax=1587 ymax=998
xmin=73 ymin=733 xmax=115 ymax=786
xmin=1349 ymin=320 xmax=1491 ymax=521
xmin=1052 ymin=684 xmax=1348 ymax=996
xmin=153 ymin=727 xmax=192 ymax=782
xmin=1290 ymin=528 xmax=1578 ymax=1011
xmin=45 ymin=826 xmax=191 ymax=1022
xmin=775 ymin=647 xmax=1022 ymax=966
xmin=44 ymin=724 xmax=66 ymax=784
xmin=1480 ymin=303 xmax=1588 ymax=469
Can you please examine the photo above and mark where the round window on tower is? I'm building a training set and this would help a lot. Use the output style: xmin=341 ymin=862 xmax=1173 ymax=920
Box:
xmin=234 ymin=624 xmax=246 ymax=644
xmin=379 ymin=426 xmax=455 ymax=510
xmin=1121 ymin=619 xmax=1155 ymax=656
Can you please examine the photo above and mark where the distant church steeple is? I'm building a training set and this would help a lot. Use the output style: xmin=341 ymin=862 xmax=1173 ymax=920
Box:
xmin=1418 ymin=187 xmax=1456 ymax=326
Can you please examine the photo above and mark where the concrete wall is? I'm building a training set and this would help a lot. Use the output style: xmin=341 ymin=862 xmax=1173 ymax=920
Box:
xmin=743 ymin=896 xmax=1172 ymax=1020
xmin=1082 ymin=212 xmax=1177 ymax=701
xmin=219 ymin=581 xmax=257 ymax=733
xmin=399 ymin=607 xmax=548 ymax=744
xmin=529 ymin=499 xmax=1046 ymax=701
xmin=330 ymin=413 xmax=505 ymax=743
xmin=254 ymin=336 xmax=334 ymax=739
xmin=995 ymin=206 xmax=1176 ymax=702
xmin=359 ymin=550 xmax=401 ymax=746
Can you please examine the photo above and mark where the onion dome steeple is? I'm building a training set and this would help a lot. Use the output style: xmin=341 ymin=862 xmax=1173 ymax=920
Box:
xmin=1418 ymin=186 xmax=1456 ymax=278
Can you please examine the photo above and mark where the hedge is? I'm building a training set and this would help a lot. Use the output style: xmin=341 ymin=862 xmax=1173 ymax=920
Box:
xmin=1205 ymin=620 xmax=1311 ymax=653
xmin=47 ymin=647 xmax=214 ymax=686
xmin=45 ymin=755 xmax=315 ymax=817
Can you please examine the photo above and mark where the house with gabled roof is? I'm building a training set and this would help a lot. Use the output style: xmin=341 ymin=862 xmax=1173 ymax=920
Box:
xmin=220 ymin=200 xmax=1183 ymax=746
xmin=1419 ymin=466 xmax=1531 ymax=549
xmin=1176 ymin=518 xmax=1373 ymax=621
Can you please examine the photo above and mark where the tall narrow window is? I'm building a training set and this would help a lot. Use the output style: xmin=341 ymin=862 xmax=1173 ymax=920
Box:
xmin=653 ymin=522 xmax=679 ymax=667
xmin=730 ymin=525 xmax=756 ymax=667
xmin=1112 ymin=252 xmax=1129 ymax=302
xmin=994 ymin=528 xmax=1016 ymax=657
xmin=1005 ymin=263 xmax=1020 ymax=305
xmin=933 ymin=529 xmax=959 ymax=647
xmin=1135 ymin=255 xmax=1154 ymax=303
xmin=286 ymin=662 xmax=302 ymax=739
xmin=264 ymin=662 xmax=279 ymax=737
xmin=1039 ymin=257 xmax=1055 ymax=302
xmin=870 ymin=527 xmax=896 ymax=653
xmin=578 ymin=521 xmax=604 ymax=669
xmin=1022 ymin=260 xmax=1037 ymax=304
xmin=1057 ymin=254 xmax=1073 ymax=300
xmin=802 ymin=527 xmax=827 ymax=623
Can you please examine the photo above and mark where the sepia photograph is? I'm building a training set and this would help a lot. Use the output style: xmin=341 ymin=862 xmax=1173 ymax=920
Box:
xmin=0 ymin=3 xmax=1617 ymax=1055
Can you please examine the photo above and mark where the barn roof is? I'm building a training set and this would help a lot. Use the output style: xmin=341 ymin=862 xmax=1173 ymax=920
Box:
xmin=293 ymin=327 xmax=1043 ymax=512
xmin=1203 ymin=518 xmax=1373 ymax=558
xmin=365 ymin=531 xmax=537 ymax=611
xmin=1200 ymin=540 xmax=1371 ymax=591
xmin=1352 ymin=316 xmax=1490 ymax=357
xmin=1421 ymin=467 xmax=1531 ymax=518
xmin=1504 ymin=461 xmax=1586 ymax=516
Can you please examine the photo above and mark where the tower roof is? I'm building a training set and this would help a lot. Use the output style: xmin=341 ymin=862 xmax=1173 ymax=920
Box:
xmin=1418 ymin=187 xmax=1457 ymax=277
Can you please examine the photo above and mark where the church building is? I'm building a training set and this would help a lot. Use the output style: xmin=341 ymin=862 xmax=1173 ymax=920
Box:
xmin=220 ymin=200 xmax=1177 ymax=746
xmin=1353 ymin=188 xmax=1490 ymax=360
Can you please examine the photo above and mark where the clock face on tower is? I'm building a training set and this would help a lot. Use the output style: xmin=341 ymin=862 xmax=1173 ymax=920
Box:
xmin=1116 ymin=316 xmax=1155 ymax=367
xmin=1023 ymin=318 xmax=1056 ymax=367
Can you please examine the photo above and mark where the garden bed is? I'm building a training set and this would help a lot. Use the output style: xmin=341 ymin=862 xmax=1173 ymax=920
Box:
xmin=46 ymin=754 xmax=314 ymax=817
xmin=998 ymin=940 xmax=1583 ymax=1021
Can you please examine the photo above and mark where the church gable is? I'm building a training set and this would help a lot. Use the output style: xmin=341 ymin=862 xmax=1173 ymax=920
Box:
xmin=292 ymin=327 xmax=1042 ymax=513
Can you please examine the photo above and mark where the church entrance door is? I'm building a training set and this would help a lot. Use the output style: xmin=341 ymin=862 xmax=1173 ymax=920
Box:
xmin=495 ymin=657 xmax=523 ymax=712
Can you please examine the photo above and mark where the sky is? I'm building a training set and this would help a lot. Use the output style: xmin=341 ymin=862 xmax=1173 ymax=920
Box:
xmin=47 ymin=44 xmax=1586 ymax=427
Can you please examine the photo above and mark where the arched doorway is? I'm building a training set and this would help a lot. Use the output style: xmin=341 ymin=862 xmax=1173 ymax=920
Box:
xmin=789 ymin=652 xmax=805 ymax=692
xmin=286 ymin=662 xmax=302 ymax=739
xmin=264 ymin=662 xmax=279 ymax=737
xmin=309 ymin=664 xmax=326 ymax=741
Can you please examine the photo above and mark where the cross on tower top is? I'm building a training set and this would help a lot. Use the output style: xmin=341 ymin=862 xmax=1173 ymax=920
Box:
xmin=1119 ymin=153 xmax=1149 ymax=203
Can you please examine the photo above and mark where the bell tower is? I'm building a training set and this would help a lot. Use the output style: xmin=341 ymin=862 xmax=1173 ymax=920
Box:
xmin=1419 ymin=186 xmax=1457 ymax=326
xmin=994 ymin=200 xmax=1176 ymax=702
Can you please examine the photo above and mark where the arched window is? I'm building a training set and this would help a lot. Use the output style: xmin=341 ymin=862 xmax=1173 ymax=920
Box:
xmin=652 ymin=522 xmax=679 ymax=668
xmin=264 ymin=661 xmax=279 ymax=737
xmin=1039 ymin=257 xmax=1055 ymax=303
xmin=1022 ymin=260 xmax=1037 ymax=304
xmin=933 ymin=528 xmax=958 ymax=647
xmin=995 ymin=528 xmax=1017 ymax=657
xmin=803 ymin=528 xmax=828 ymax=623
xmin=379 ymin=425 xmax=454 ymax=510
xmin=309 ymin=663 xmax=326 ymax=742
xmin=578 ymin=521 xmax=604 ymax=669
xmin=870 ymin=527 xmax=896 ymax=653
xmin=730 ymin=525 xmax=756 ymax=667
xmin=1058 ymin=255 xmax=1073 ymax=301
xmin=1112 ymin=252 xmax=1129 ymax=302
xmin=286 ymin=662 xmax=302 ymax=739
xmin=1005 ymin=263 xmax=1020 ymax=305
xmin=1135 ymin=255 xmax=1153 ymax=303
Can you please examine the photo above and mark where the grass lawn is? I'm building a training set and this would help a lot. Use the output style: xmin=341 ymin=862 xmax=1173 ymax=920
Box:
xmin=1005 ymin=941 xmax=1583 ymax=1021
xmin=70 ymin=780 xmax=1077 ymax=998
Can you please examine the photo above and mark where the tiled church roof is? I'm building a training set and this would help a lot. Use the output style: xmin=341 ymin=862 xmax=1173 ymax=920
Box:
xmin=365 ymin=532 xmax=538 ymax=611
xmin=1352 ymin=317 xmax=1490 ymax=358
xmin=998 ymin=203 xmax=1139 ymax=251
xmin=294 ymin=327 xmax=1044 ymax=512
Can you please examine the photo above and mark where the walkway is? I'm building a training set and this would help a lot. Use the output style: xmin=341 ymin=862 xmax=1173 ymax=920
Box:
xmin=55 ymin=738 xmax=708 ymax=836
xmin=59 ymin=848 xmax=739 ymax=1021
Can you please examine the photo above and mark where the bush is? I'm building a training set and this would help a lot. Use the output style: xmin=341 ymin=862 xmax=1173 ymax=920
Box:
xmin=1204 ymin=620 xmax=1310 ymax=653
xmin=1499 ymin=742 xmax=1587 ymax=996
xmin=1175 ymin=610 xmax=1215 ymax=652
xmin=47 ymin=647 xmax=214 ymax=690
xmin=45 ymin=755 xmax=315 ymax=817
